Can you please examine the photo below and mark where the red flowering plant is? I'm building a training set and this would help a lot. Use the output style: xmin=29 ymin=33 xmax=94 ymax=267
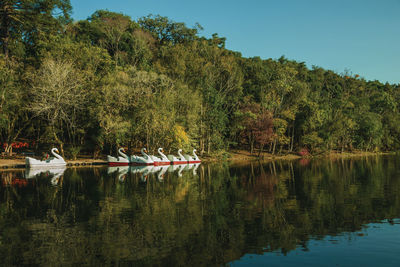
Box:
xmin=1 ymin=142 xmax=30 ymax=155
xmin=298 ymin=148 xmax=310 ymax=157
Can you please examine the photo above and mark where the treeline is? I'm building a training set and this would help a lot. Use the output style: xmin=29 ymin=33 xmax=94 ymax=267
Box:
xmin=1 ymin=0 xmax=399 ymax=158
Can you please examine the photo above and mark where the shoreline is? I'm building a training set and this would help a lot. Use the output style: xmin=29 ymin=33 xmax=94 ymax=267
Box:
xmin=0 ymin=150 xmax=396 ymax=169
xmin=0 ymin=158 xmax=108 ymax=169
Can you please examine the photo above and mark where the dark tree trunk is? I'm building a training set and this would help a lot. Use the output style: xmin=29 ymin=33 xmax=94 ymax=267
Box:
xmin=290 ymin=125 xmax=295 ymax=152
xmin=207 ymin=133 xmax=211 ymax=154
xmin=249 ymin=134 xmax=254 ymax=154
xmin=272 ymin=139 xmax=277 ymax=155
xmin=258 ymin=144 xmax=264 ymax=158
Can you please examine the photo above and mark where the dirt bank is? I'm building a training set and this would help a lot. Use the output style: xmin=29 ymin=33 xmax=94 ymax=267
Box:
xmin=0 ymin=158 xmax=107 ymax=168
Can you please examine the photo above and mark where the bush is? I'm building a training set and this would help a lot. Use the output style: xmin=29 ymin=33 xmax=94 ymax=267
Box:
xmin=66 ymin=146 xmax=81 ymax=160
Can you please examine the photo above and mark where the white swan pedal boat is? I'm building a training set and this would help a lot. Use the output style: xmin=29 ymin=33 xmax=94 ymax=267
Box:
xmin=184 ymin=149 xmax=201 ymax=164
xmin=107 ymin=148 xmax=130 ymax=166
xmin=152 ymin=148 xmax=171 ymax=166
xmin=25 ymin=148 xmax=66 ymax=168
xmin=168 ymin=149 xmax=188 ymax=165
xmin=130 ymin=148 xmax=154 ymax=165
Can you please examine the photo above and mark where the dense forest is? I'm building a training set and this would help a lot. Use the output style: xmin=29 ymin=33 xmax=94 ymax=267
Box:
xmin=1 ymin=0 xmax=399 ymax=158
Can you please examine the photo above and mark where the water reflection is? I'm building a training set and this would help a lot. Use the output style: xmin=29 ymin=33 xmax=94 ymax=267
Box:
xmin=107 ymin=163 xmax=201 ymax=183
xmin=25 ymin=166 xmax=67 ymax=186
xmin=0 ymin=157 xmax=400 ymax=266
xmin=107 ymin=166 xmax=129 ymax=182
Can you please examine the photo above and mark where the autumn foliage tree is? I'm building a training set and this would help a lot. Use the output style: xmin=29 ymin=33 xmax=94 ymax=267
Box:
xmin=254 ymin=111 xmax=274 ymax=156
xmin=239 ymin=100 xmax=274 ymax=154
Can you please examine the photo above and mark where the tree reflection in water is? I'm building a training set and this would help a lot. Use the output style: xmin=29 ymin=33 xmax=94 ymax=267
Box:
xmin=0 ymin=156 xmax=400 ymax=266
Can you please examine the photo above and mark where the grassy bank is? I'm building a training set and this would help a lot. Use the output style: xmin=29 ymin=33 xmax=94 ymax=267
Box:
xmin=203 ymin=149 xmax=396 ymax=163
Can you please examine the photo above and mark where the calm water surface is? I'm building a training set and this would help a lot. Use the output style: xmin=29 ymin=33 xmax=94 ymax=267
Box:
xmin=1 ymin=156 xmax=400 ymax=266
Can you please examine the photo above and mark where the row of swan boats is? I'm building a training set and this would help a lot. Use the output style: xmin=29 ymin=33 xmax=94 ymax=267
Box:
xmin=24 ymin=147 xmax=201 ymax=168
xmin=107 ymin=148 xmax=201 ymax=166
xmin=23 ymin=163 xmax=200 ymax=185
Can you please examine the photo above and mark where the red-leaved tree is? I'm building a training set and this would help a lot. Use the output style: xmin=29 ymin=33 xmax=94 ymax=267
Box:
xmin=254 ymin=110 xmax=274 ymax=156
xmin=239 ymin=101 xmax=274 ymax=155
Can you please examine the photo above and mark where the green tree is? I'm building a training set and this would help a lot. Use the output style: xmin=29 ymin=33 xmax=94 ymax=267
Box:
xmin=138 ymin=14 xmax=201 ymax=45
xmin=0 ymin=0 xmax=71 ymax=59
xmin=0 ymin=56 xmax=27 ymax=155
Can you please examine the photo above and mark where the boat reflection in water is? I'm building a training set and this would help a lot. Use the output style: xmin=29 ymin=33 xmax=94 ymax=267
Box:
xmin=184 ymin=163 xmax=200 ymax=175
xmin=25 ymin=166 xmax=67 ymax=186
xmin=107 ymin=166 xmax=129 ymax=182
xmin=108 ymin=163 xmax=201 ymax=182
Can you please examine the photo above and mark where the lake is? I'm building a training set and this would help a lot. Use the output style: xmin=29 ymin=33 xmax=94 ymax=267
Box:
xmin=1 ymin=156 xmax=400 ymax=266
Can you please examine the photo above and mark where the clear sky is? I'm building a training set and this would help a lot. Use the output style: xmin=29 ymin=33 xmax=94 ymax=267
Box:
xmin=70 ymin=0 xmax=400 ymax=84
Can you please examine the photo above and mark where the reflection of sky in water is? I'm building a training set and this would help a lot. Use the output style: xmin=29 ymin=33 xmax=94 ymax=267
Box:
xmin=231 ymin=219 xmax=400 ymax=267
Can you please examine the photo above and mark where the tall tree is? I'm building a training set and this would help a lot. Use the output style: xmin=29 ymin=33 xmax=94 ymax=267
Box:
xmin=138 ymin=14 xmax=201 ymax=45
xmin=87 ymin=10 xmax=135 ymax=65
xmin=0 ymin=0 xmax=71 ymax=59
xmin=29 ymin=58 xmax=86 ymax=155
xmin=0 ymin=56 xmax=27 ymax=155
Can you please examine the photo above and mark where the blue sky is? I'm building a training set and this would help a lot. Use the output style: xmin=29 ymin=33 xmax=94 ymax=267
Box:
xmin=70 ymin=0 xmax=400 ymax=84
